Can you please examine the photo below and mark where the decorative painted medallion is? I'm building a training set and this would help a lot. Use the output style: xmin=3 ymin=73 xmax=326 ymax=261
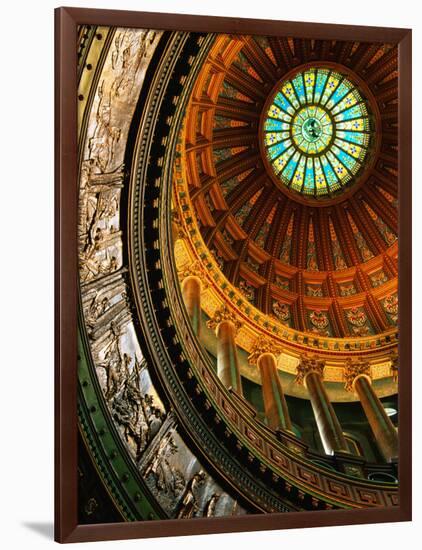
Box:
xmin=272 ymin=301 xmax=290 ymax=323
xmin=309 ymin=309 xmax=330 ymax=336
xmin=262 ymin=68 xmax=372 ymax=197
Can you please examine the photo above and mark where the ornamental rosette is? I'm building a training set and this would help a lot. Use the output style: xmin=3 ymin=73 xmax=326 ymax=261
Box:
xmin=344 ymin=358 xmax=371 ymax=391
xmin=295 ymin=354 xmax=325 ymax=385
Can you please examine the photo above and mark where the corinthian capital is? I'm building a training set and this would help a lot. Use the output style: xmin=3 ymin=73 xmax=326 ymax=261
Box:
xmin=178 ymin=260 xmax=208 ymax=287
xmin=206 ymin=305 xmax=242 ymax=332
xmin=344 ymin=358 xmax=371 ymax=391
xmin=248 ymin=336 xmax=282 ymax=366
xmin=390 ymin=351 xmax=399 ymax=382
xmin=295 ymin=354 xmax=325 ymax=385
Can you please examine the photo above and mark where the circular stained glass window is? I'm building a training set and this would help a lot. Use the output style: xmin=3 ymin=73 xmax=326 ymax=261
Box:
xmin=262 ymin=68 xmax=373 ymax=198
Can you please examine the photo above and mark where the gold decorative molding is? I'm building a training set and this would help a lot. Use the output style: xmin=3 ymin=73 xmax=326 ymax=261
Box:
xmin=171 ymin=208 xmax=187 ymax=241
xmin=295 ymin=354 xmax=325 ymax=385
xmin=344 ymin=358 xmax=371 ymax=391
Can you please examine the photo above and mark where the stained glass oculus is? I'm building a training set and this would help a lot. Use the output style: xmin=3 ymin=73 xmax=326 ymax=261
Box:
xmin=263 ymin=68 xmax=372 ymax=197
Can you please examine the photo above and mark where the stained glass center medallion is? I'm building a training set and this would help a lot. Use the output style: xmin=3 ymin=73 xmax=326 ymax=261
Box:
xmin=292 ymin=106 xmax=333 ymax=153
xmin=262 ymin=67 xmax=373 ymax=198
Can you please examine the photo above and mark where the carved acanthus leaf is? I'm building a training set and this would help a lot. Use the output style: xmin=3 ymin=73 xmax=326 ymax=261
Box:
xmin=178 ymin=260 xmax=208 ymax=287
xmin=295 ymin=354 xmax=325 ymax=385
xmin=344 ymin=358 xmax=371 ymax=391
xmin=248 ymin=336 xmax=282 ymax=365
xmin=206 ymin=305 xmax=242 ymax=332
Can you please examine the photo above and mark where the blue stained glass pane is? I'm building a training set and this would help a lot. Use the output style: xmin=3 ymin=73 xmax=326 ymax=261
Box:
xmin=304 ymin=159 xmax=315 ymax=190
xmin=264 ymin=119 xmax=285 ymax=132
xmin=292 ymin=74 xmax=306 ymax=105
xmin=328 ymin=82 xmax=349 ymax=108
xmin=335 ymin=104 xmax=366 ymax=122
xmin=273 ymin=147 xmax=295 ymax=173
xmin=291 ymin=155 xmax=306 ymax=190
xmin=304 ymin=71 xmax=316 ymax=103
xmin=314 ymin=71 xmax=328 ymax=103
xmin=332 ymin=146 xmax=356 ymax=171
xmin=274 ymin=92 xmax=295 ymax=115
xmin=282 ymin=154 xmax=299 ymax=180
xmin=268 ymin=140 xmax=290 ymax=160
xmin=336 ymin=131 xmax=367 ymax=145
xmin=321 ymin=74 xmax=341 ymax=105
xmin=321 ymin=156 xmax=338 ymax=186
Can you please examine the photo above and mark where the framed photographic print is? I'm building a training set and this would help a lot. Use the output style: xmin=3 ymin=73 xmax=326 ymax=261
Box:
xmin=55 ymin=6 xmax=412 ymax=543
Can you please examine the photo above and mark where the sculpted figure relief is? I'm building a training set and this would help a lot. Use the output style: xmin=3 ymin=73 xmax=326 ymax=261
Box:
xmin=177 ymin=471 xmax=207 ymax=519
xmin=145 ymin=432 xmax=185 ymax=496
xmin=204 ymin=493 xmax=221 ymax=517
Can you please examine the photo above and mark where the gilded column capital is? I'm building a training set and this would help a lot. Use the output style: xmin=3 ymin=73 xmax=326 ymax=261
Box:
xmin=206 ymin=305 xmax=242 ymax=332
xmin=295 ymin=354 xmax=325 ymax=385
xmin=248 ymin=336 xmax=282 ymax=366
xmin=390 ymin=350 xmax=399 ymax=382
xmin=344 ymin=358 xmax=371 ymax=391
xmin=178 ymin=260 xmax=208 ymax=287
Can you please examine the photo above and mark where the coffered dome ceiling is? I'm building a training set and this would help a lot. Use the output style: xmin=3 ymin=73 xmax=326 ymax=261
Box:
xmin=182 ymin=35 xmax=398 ymax=340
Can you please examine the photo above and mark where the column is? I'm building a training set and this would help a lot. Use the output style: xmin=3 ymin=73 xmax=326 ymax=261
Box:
xmin=345 ymin=359 xmax=398 ymax=462
xmin=207 ymin=306 xmax=243 ymax=394
xmin=296 ymin=355 xmax=349 ymax=455
xmin=181 ymin=276 xmax=202 ymax=337
xmin=249 ymin=339 xmax=292 ymax=432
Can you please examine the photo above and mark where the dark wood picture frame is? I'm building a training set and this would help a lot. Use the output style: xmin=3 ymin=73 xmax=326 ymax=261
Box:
xmin=55 ymin=6 xmax=412 ymax=543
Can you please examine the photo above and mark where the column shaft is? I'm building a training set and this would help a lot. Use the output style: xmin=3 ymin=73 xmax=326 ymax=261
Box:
xmin=306 ymin=372 xmax=349 ymax=455
xmin=258 ymin=353 xmax=292 ymax=431
xmin=181 ymin=276 xmax=201 ymax=337
xmin=216 ymin=320 xmax=242 ymax=394
xmin=355 ymin=376 xmax=398 ymax=462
